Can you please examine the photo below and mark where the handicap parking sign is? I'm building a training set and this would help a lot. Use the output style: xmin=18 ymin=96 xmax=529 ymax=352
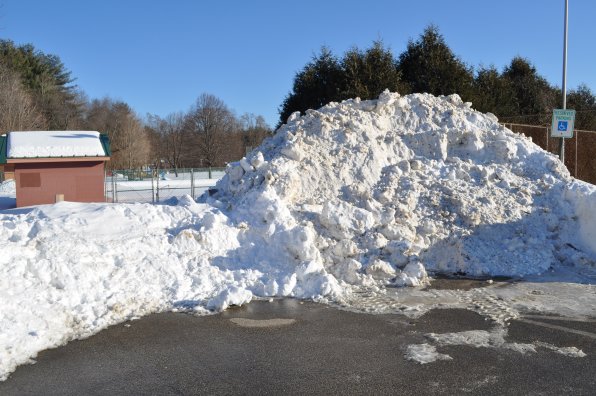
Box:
xmin=551 ymin=109 xmax=575 ymax=138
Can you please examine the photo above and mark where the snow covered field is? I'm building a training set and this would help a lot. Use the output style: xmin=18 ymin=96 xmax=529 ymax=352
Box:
xmin=106 ymin=173 xmax=222 ymax=203
xmin=1 ymin=91 xmax=596 ymax=380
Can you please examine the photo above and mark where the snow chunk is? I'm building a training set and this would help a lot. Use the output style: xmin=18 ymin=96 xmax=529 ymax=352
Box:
xmin=406 ymin=343 xmax=452 ymax=364
xmin=207 ymin=287 xmax=253 ymax=311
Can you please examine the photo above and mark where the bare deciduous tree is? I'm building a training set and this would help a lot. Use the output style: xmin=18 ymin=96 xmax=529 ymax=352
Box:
xmin=147 ymin=112 xmax=187 ymax=174
xmin=184 ymin=93 xmax=237 ymax=167
xmin=83 ymin=98 xmax=150 ymax=169
xmin=0 ymin=64 xmax=46 ymax=131
xmin=240 ymin=112 xmax=271 ymax=153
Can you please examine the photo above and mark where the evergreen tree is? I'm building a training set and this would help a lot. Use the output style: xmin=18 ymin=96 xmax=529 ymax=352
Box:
xmin=501 ymin=57 xmax=557 ymax=123
xmin=472 ymin=65 xmax=516 ymax=116
xmin=0 ymin=40 xmax=83 ymax=129
xmin=342 ymin=41 xmax=404 ymax=100
xmin=278 ymin=43 xmax=405 ymax=126
xmin=567 ymin=84 xmax=596 ymax=130
xmin=398 ymin=25 xmax=474 ymax=99
xmin=279 ymin=47 xmax=343 ymax=125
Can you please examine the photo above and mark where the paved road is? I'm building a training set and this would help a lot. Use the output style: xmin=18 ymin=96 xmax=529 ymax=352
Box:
xmin=1 ymin=299 xmax=595 ymax=395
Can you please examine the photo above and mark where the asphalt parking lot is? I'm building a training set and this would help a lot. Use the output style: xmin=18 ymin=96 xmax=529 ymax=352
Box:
xmin=1 ymin=298 xmax=595 ymax=396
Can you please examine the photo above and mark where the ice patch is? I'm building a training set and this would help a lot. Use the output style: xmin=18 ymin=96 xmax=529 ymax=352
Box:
xmin=421 ymin=326 xmax=587 ymax=361
xmin=405 ymin=343 xmax=452 ymax=364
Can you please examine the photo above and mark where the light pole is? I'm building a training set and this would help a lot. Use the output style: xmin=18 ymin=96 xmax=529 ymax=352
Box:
xmin=558 ymin=0 xmax=569 ymax=162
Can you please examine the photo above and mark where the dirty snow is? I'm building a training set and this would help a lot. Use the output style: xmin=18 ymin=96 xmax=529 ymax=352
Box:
xmin=7 ymin=131 xmax=106 ymax=158
xmin=405 ymin=343 xmax=452 ymax=364
xmin=406 ymin=325 xmax=587 ymax=364
xmin=1 ymin=91 xmax=596 ymax=380
xmin=418 ymin=326 xmax=587 ymax=362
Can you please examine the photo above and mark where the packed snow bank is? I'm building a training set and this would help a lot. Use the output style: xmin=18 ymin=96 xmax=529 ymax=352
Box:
xmin=2 ymin=91 xmax=596 ymax=380
xmin=209 ymin=91 xmax=596 ymax=280
xmin=0 ymin=180 xmax=15 ymax=194
xmin=565 ymin=181 xmax=596 ymax=255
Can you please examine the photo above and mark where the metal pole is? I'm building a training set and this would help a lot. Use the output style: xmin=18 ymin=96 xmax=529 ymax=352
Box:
xmin=575 ymin=131 xmax=578 ymax=177
xmin=191 ymin=168 xmax=195 ymax=199
xmin=114 ymin=172 xmax=118 ymax=203
xmin=558 ymin=0 xmax=568 ymax=162
xmin=156 ymin=163 xmax=160 ymax=202
xmin=151 ymin=168 xmax=155 ymax=203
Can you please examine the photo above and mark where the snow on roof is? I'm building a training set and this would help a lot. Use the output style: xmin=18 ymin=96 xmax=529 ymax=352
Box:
xmin=7 ymin=131 xmax=107 ymax=158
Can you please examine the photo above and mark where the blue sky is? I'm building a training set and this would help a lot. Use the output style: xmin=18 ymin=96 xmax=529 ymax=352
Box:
xmin=1 ymin=0 xmax=595 ymax=127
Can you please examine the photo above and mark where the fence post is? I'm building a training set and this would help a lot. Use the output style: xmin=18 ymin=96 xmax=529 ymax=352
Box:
xmin=575 ymin=131 xmax=578 ymax=178
xmin=546 ymin=127 xmax=549 ymax=152
xmin=156 ymin=167 xmax=160 ymax=202
xmin=191 ymin=168 xmax=195 ymax=199
xmin=104 ymin=169 xmax=107 ymax=202
xmin=151 ymin=169 xmax=155 ymax=203
xmin=209 ymin=166 xmax=212 ymax=179
xmin=114 ymin=172 xmax=118 ymax=203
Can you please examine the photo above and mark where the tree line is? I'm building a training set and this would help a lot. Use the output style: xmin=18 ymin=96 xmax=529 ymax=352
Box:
xmin=0 ymin=39 xmax=271 ymax=170
xmin=3 ymin=25 xmax=596 ymax=171
xmin=279 ymin=25 xmax=596 ymax=131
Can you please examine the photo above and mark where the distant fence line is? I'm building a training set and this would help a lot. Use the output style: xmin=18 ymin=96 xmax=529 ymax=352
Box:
xmin=503 ymin=123 xmax=596 ymax=185
xmin=105 ymin=167 xmax=226 ymax=204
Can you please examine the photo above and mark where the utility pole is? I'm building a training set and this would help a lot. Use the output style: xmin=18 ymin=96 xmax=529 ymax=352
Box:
xmin=558 ymin=0 xmax=569 ymax=162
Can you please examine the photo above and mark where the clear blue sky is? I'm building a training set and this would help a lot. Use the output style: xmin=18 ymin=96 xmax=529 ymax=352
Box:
xmin=1 ymin=0 xmax=595 ymax=127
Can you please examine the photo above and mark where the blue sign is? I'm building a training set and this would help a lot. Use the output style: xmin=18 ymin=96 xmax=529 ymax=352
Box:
xmin=551 ymin=109 xmax=575 ymax=138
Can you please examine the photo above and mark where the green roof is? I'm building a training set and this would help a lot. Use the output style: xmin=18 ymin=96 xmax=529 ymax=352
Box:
xmin=100 ymin=134 xmax=111 ymax=157
xmin=0 ymin=135 xmax=7 ymax=164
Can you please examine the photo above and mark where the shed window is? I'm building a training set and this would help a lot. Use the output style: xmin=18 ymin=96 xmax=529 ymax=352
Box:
xmin=20 ymin=173 xmax=41 ymax=188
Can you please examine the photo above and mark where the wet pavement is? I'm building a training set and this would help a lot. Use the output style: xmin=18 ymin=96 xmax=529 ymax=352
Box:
xmin=1 ymin=297 xmax=595 ymax=395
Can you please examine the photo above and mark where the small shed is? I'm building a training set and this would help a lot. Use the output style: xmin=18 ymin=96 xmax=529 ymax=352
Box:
xmin=0 ymin=131 xmax=111 ymax=207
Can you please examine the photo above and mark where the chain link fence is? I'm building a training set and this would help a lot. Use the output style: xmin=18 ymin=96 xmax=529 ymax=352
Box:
xmin=504 ymin=123 xmax=596 ymax=185
xmin=105 ymin=168 xmax=225 ymax=203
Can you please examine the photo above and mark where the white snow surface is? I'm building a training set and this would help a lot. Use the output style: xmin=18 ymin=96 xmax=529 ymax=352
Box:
xmin=0 ymin=180 xmax=15 ymax=194
xmin=2 ymin=91 xmax=596 ymax=380
xmin=209 ymin=91 xmax=596 ymax=278
xmin=7 ymin=131 xmax=106 ymax=158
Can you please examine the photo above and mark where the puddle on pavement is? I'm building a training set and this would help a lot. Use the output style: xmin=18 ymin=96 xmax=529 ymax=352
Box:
xmin=425 ymin=275 xmax=512 ymax=291
xmin=229 ymin=318 xmax=296 ymax=328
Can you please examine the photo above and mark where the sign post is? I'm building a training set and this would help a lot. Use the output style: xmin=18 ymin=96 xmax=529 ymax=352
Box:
xmin=557 ymin=0 xmax=569 ymax=162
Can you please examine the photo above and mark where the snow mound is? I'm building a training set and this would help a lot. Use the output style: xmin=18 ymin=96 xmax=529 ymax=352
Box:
xmin=0 ymin=180 xmax=16 ymax=194
xmin=210 ymin=91 xmax=596 ymax=281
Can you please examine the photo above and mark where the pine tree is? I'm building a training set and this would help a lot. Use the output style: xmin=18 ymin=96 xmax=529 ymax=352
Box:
xmin=279 ymin=47 xmax=343 ymax=125
xmin=398 ymin=25 xmax=474 ymax=99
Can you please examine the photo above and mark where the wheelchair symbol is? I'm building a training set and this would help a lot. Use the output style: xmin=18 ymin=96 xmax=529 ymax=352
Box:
xmin=557 ymin=121 xmax=568 ymax=131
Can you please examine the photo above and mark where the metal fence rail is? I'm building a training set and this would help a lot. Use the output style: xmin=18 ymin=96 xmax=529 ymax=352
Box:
xmin=105 ymin=167 xmax=225 ymax=203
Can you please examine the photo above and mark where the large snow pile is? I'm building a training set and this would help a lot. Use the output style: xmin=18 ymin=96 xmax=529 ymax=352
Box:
xmin=1 ymin=91 xmax=596 ymax=380
xmin=209 ymin=91 xmax=596 ymax=282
